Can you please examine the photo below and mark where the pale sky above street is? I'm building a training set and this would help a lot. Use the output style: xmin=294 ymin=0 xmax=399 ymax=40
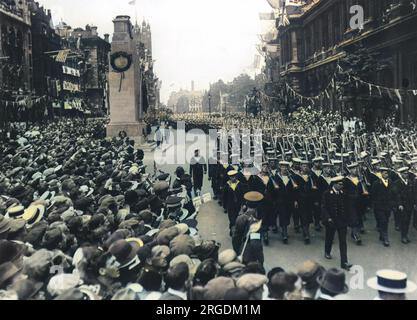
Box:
xmin=37 ymin=0 xmax=273 ymax=103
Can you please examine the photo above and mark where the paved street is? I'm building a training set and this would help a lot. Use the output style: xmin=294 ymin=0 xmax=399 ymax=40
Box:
xmin=143 ymin=130 xmax=417 ymax=300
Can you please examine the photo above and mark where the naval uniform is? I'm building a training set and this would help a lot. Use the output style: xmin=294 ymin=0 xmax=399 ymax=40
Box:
xmin=310 ymin=168 xmax=323 ymax=229
xmin=343 ymin=176 xmax=364 ymax=242
xmin=321 ymin=187 xmax=349 ymax=267
xmin=291 ymin=171 xmax=314 ymax=240
xmin=252 ymin=173 xmax=277 ymax=240
xmin=233 ymin=207 xmax=264 ymax=266
xmin=223 ymin=179 xmax=245 ymax=232
xmin=274 ymin=172 xmax=296 ymax=236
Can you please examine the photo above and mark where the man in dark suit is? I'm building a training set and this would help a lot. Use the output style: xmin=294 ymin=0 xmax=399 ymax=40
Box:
xmin=321 ymin=176 xmax=353 ymax=271
xmin=371 ymin=167 xmax=396 ymax=247
xmin=223 ymin=170 xmax=245 ymax=236
xmin=159 ymin=262 xmax=189 ymax=300
xmin=208 ymin=150 xmax=219 ymax=199
xmin=189 ymin=149 xmax=207 ymax=196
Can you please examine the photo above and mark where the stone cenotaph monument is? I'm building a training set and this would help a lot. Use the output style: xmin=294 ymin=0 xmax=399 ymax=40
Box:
xmin=107 ymin=15 xmax=145 ymax=142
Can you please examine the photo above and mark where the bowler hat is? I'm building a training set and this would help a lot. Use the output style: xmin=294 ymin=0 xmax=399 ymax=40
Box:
xmin=108 ymin=239 xmax=139 ymax=265
xmin=317 ymin=268 xmax=348 ymax=295
xmin=0 ymin=240 xmax=24 ymax=265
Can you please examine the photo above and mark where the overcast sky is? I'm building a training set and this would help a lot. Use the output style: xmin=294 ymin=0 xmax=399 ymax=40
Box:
xmin=37 ymin=0 xmax=273 ymax=103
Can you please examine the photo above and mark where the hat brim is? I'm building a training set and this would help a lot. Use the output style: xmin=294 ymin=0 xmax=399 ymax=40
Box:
xmin=317 ymin=276 xmax=349 ymax=295
xmin=367 ymin=277 xmax=417 ymax=294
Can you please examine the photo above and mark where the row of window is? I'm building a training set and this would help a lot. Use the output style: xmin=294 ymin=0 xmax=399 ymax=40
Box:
xmin=280 ymin=0 xmax=407 ymax=65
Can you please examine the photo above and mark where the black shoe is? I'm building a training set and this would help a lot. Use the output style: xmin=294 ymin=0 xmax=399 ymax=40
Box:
xmin=325 ymin=253 xmax=332 ymax=260
xmin=352 ymin=233 xmax=362 ymax=245
xmin=294 ymin=226 xmax=300 ymax=234
xmin=272 ymin=226 xmax=279 ymax=234
xmin=282 ymin=227 xmax=288 ymax=244
xmin=304 ymin=238 xmax=310 ymax=245
xmin=401 ymin=237 xmax=411 ymax=244
xmin=341 ymin=263 xmax=353 ymax=271
xmin=383 ymin=239 xmax=390 ymax=247
xmin=359 ymin=228 xmax=365 ymax=234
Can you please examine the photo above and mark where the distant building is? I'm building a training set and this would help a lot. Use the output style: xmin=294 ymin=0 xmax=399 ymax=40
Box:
xmin=30 ymin=1 xmax=62 ymax=103
xmin=0 ymin=0 xmax=32 ymax=95
xmin=56 ymin=23 xmax=110 ymax=116
xmin=276 ymin=0 xmax=417 ymax=122
xmin=168 ymin=83 xmax=203 ymax=113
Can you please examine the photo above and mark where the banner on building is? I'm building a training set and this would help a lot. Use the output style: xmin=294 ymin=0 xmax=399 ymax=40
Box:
xmin=63 ymin=81 xmax=81 ymax=92
xmin=55 ymin=49 xmax=70 ymax=63
xmin=62 ymin=66 xmax=80 ymax=77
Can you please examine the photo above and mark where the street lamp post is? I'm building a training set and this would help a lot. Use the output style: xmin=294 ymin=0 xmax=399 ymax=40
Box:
xmin=208 ymin=92 xmax=212 ymax=115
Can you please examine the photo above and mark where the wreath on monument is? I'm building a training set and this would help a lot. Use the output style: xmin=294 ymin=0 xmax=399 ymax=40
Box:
xmin=110 ymin=51 xmax=132 ymax=73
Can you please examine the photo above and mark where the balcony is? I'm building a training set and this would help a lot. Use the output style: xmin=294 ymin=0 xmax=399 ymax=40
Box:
xmin=0 ymin=1 xmax=26 ymax=23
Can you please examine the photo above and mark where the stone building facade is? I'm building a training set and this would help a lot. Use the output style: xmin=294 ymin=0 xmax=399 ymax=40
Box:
xmin=56 ymin=23 xmax=111 ymax=116
xmin=0 ymin=0 xmax=32 ymax=95
xmin=276 ymin=0 xmax=417 ymax=122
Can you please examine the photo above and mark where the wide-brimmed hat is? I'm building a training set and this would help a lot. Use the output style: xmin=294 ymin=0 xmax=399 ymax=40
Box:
xmin=10 ymin=279 xmax=43 ymax=300
xmin=6 ymin=205 xmax=25 ymax=219
xmin=227 ymin=170 xmax=238 ymax=177
xmin=22 ymin=204 xmax=45 ymax=227
xmin=367 ymin=269 xmax=417 ymax=294
xmin=0 ymin=262 xmax=22 ymax=288
xmin=0 ymin=240 xmax=24 ymax=265
xmin=317 ymin=268 xmax=348 ymax=295
xmin=0 ymin=219 xmax=11 ymax=236
xmin=243 ymin=192 xmax=264 ymax=203
xmin=331 ymin=176 xmax=345 ymax=184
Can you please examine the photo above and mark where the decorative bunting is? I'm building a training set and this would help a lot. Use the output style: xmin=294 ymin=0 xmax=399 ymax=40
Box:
xmin=394 ymin=89 xmax=403 ymax=104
